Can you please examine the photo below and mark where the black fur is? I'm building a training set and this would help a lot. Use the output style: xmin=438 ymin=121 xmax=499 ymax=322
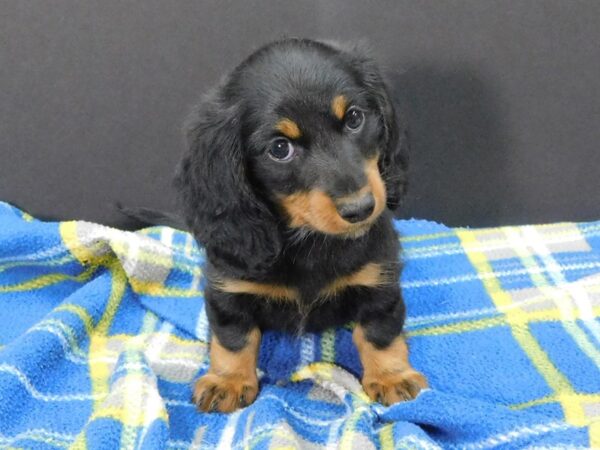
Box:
xmin=175 ymin=38 xmax=409 ymax=351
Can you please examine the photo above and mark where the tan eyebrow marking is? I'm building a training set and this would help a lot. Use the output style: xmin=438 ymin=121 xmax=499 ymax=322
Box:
xmin=275 ymin=118 xmax=302 ymax=139
xmin=331 ymin=95 xmax=348 ymax=120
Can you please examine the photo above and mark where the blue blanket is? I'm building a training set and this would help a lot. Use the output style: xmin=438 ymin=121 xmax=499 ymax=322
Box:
xmin=0 ymin=200 xmax=599 ymax=449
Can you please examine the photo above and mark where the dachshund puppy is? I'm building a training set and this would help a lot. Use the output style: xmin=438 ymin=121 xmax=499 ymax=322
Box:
xmin=175 ymin=38 xmax=427 ymax=413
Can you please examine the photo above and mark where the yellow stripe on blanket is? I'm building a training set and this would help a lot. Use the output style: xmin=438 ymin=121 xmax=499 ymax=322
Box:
xmin=457 ymin=229 xmax=586 ymax=426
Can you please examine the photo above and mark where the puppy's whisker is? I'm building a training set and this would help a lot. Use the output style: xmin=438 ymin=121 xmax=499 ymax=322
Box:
xmin=286 ymin=227 xmax=311 ymax=247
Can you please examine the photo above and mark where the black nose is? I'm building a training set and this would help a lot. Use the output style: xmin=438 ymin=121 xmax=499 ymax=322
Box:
xmin=338 ymin=194 xmax=375 ymax=223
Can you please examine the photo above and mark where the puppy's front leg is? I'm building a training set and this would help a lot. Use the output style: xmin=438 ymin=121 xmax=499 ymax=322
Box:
xmin=193 ymin=326 xmax=260 ymax=413
xmin=354 ymin=289 xmax=428 ymax=405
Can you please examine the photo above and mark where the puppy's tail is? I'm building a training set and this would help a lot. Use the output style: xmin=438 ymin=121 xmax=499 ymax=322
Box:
xmin=115 ymin=202 xmax=188 ymax=230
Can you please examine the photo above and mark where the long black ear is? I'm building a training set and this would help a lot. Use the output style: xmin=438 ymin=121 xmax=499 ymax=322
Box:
xmin=325 ymin=41 xmax=410 ymax=212
xmin=175 ymin=91 xmax=282 ymax=277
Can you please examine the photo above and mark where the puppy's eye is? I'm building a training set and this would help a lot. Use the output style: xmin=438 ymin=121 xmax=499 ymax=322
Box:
xmin=344 ymin=107 xmax=364 ymax=131
xmin=268 ymin=138 xmax=295 ymax=162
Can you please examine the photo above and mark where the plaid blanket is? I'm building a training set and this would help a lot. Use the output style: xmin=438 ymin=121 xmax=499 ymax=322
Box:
xmin=0 ymin=200 xmax=599 ymax=449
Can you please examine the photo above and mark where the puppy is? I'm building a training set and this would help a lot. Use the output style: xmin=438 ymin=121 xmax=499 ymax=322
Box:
xmin=175 ymin=38 xmax=427 ymax=413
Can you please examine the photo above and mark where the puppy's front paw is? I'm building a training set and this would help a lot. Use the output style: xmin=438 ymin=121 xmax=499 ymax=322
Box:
xmin=192 ymin=373 xmax=258 ymax=413
xmin=362 ymin=369 xmax=427 ymax=406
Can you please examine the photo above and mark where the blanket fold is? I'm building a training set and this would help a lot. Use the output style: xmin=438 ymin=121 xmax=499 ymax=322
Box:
xmin=0 ymin=201 xmax=599 ymax=449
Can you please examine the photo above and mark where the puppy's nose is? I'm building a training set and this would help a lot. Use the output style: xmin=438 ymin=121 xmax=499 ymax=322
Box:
xmin=338 ymin=194 xmax=375 ymax=223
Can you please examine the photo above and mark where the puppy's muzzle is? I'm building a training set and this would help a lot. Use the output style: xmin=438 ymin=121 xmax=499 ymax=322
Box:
xmin=337 ymin=193 xmax=375 ymax=223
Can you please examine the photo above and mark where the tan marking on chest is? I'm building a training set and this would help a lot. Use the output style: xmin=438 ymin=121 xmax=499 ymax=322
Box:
xmin=215 ymin=278 xmax=300 ymax=302
xmin=319 ymin=263 xmax=393 ymax=298
xmin=275 ymin=118 xmax=302 ymax=139
xmin=214 ymin=262 xmax=392 ymax=303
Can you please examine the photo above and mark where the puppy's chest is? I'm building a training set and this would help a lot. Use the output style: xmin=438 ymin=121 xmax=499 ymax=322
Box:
xmin=213 ymin=260 xmax=391 ymax=310
xmin=281 ymin=255 xmax=368 ymax=299
xmin=213 ymin=224 xmax=399 ymax=306
xmin=272 ymin=236 xmax=394 ymax=303
xmin=298 ymin=262 xmax=389 ymax=304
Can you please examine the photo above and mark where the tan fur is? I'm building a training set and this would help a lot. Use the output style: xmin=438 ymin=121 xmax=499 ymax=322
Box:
xmin=275 ymin=118 xmax=302 ymax=139
xmin=365 ymin=157 xmax=387 ymax=220
xmin=353 ymin=325 xmax=428 ymax=405
xmin=319 ymin=263 xmax=393 ymax=298
xmin=209 ymin=329 xmax=260 ymax=377
xmin=214 ymin=278 xmax=299 ymax=302
xmin=215 ymin=263 xmax=391 ymax=302
xmin=331 ymin=95 xmax=348 ymax=120
xmin=280 ymin=189 xmax=350 ymax=234
xmin=193 ymin=329 xmax=261 ymax=412
xmin=279 ymin=156 xmax=386 ymax=236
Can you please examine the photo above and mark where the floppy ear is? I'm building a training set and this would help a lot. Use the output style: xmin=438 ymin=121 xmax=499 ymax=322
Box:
xmin=326 ymin=41 xmax=410 ymax=212
xmin=175 ymin=91 xmax=282 ymax=277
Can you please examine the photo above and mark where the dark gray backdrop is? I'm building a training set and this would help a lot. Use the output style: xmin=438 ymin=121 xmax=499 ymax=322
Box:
xmin=1 ymin=1 xmax=599 ymax=228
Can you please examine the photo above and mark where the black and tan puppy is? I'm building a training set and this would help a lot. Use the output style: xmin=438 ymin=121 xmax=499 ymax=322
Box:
xmin=175 ymin=38 xmax=427 ymax=413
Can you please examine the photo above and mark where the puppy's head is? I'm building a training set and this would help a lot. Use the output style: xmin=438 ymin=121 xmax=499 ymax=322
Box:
xmin=176 ymin=39 xmax=408 ymax=275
